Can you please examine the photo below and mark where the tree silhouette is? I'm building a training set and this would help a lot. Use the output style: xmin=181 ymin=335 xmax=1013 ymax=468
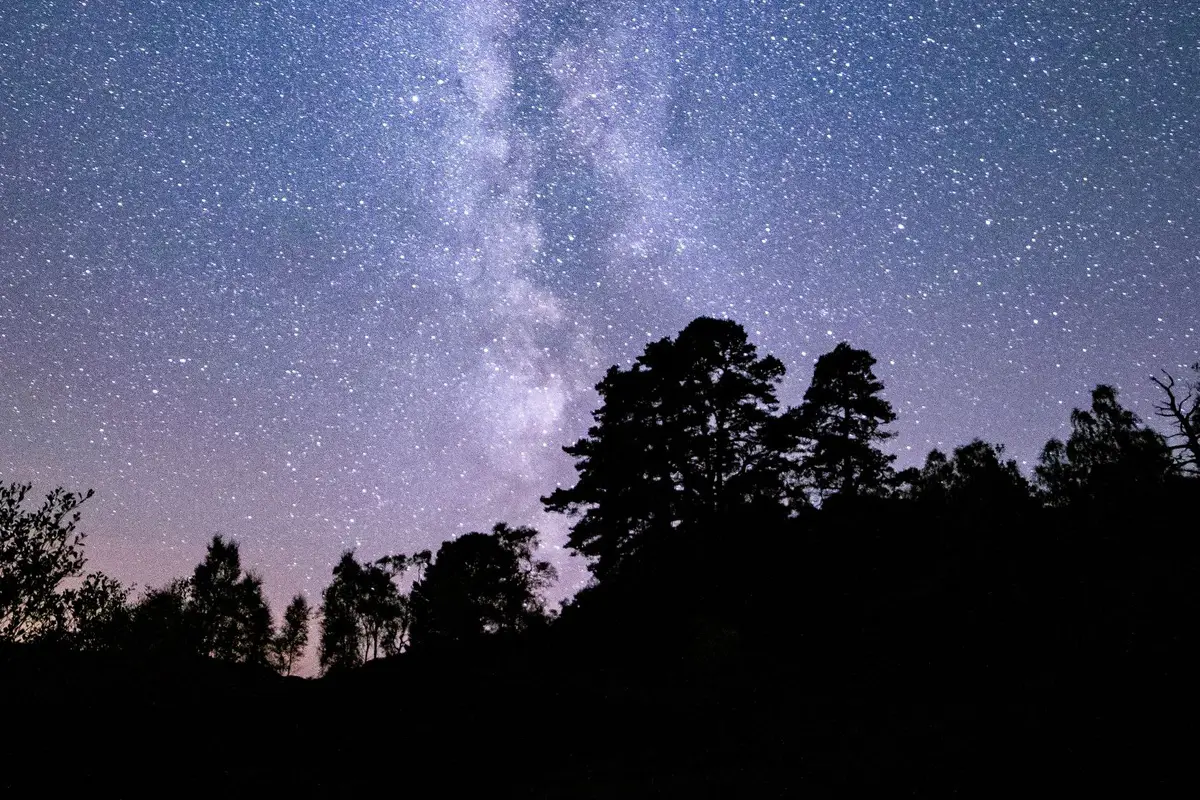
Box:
xmin=270 ymin=594 xmax=312 ymax=676
xmin=409 ymin=523 xmax=556 ymax=648
xmin=189 ymin=535 xmax=273 ymax=665
xmin=544 ymin=317 xmax=790 ymax=580
xmin=792 ymin=342 xmax=897 ymax=500
xmin=10 ymin=316 xmax=1200 ymax=794
xmin=901 ymin=440 xmax=1033 ymax=510
xmin=63 ymin=571 xmax=131 ymax=651
xmin=1151 ymin=364 xmax=1200 ymax=474
xmin=358 ymin=557 xmax=410 ymax=659
xmin=126 ymin=578 xmax=193 ymax=656
xmin=408 ymin=550 xmax=432 ymax=582
xmin=1036 ymin=384 xmax=1177 ymax=506
xmin=231 ymin=572 xmax=273 ymax=666
xmin=318 ymin=551 xmax=411 ymax=674
xmin=0 ymin=482 xmax=128 ymax=644
xmin=318 ymin=555 xmax=363 ymax=674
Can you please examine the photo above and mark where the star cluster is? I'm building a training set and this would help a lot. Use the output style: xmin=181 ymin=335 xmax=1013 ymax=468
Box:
xmin=2 ymin=0 xmax=1196 ymax=603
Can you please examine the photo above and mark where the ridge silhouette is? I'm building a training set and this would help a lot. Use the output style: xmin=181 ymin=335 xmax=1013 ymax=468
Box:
xmin=2 ymin=316 xmax=1197 ymax=795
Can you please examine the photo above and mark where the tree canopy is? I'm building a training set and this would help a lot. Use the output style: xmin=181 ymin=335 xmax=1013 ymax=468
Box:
xmin=1036 ymin=384 xmax=1177 ymax=506
xmin=544 ymin=321 xmax=905 ymax=577
xmin=543 ymin=317 xmax=792 ymax=579
xmin=901 ymin=439 xmax=1033 ymax=511
xmin=318 ymin=550 xmax=419 ymax=674
xmin=792 ymin=342 xmax=897 ymax=500
xmin=189 ymin=535 xmax=274 ymax=666
xmin=409 ymin=523 xmax=556 ymax=648
xmin=0 ymin=483 xmax=125 ymax=644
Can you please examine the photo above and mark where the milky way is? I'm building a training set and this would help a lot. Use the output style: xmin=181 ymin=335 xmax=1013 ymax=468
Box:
xmin=2 ymin=1 xmax=1197 ymax=608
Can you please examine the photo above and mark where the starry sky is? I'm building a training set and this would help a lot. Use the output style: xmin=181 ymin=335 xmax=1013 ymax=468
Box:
xmin=2 ymin=0 xmax=1197 ymax=609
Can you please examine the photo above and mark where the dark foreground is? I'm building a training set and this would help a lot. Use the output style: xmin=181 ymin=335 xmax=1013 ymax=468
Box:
xmin=5 ymin=500 xmax=1198 ymax=796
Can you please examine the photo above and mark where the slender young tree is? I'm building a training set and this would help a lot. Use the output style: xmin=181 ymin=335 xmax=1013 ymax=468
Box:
xmin=318 ymin=555 xmax=364 ymax=674
xmin=232 ymin=572 xmax=273 ymax=666
xmin=270 ymin=594 xmax=312 ymax=676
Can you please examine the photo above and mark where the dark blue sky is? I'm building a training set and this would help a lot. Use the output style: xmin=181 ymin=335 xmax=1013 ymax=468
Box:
xmin=2 ymin=0 xmax=1196 ymax=607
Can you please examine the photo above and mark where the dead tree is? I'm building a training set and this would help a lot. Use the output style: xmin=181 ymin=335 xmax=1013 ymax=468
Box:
xmin=1151 ymin=365 xmax=1200 ymax=474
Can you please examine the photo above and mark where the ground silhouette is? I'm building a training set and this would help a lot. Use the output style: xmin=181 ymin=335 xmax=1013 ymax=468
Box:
xmin=2 ymin=316 xmax=1198 ymax=795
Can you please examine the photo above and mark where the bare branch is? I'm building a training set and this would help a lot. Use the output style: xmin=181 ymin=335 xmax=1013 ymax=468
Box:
xmin=1151 ymin=368 xmax=1200 ymax=472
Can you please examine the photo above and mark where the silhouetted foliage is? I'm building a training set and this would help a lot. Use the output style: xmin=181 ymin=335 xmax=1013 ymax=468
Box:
xmin=408 ymin=549 xmax=432 ymax=581
xmin=62 ymin=571 xmax=131 ymax=651
xmin=269 ymin=594 xmax=311 ymax=676
xmin=1152 ymin=363 xmax=1200 ymax=473
xmin=7 ymin=316 xmax=1200 ymax=796
xmin=409 ymin=523 xmax=555 ymax=648
xmin=318 ymin=556 xmax=362 ymax=674
xmin=126 ymin=578 xmax=193 ymax=656
xmin=544 ymin=317 xmax=792 ymax=579
xmin=189 ymin=535 xmax=273 ymax=665
xmin=318 ymin=550 xmax=412 ymax=674
xmin=1036 ymin=384 xmax=1178 ymax=506
xmin=900 ymin=439 xmax=1033 ymax=511
xmin=115 ymin=537 xmax=275 ymax=663
xmin=792 ymin=342 xmax=897 ymax=500
xmin=0 ymin=482 xmax=129 ymax=645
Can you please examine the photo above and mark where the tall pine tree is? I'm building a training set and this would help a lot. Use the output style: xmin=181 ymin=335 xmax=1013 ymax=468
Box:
xmin=792 ymin=342 xmax=897 ymax=501
xmin=544 ymin=317 xmax=790 ymax=580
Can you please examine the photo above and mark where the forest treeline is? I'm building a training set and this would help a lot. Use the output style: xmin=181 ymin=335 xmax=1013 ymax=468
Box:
xmin=2 ymin=316 xmax=1199 ymax=794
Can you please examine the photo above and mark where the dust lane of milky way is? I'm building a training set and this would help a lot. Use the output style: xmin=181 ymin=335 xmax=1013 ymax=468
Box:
xmin=1 ymin=1 xmax=1196 ymax=610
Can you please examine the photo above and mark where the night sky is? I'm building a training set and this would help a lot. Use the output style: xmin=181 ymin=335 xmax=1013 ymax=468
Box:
xmin=2 ymin=1 xmax=1197 ymax=611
